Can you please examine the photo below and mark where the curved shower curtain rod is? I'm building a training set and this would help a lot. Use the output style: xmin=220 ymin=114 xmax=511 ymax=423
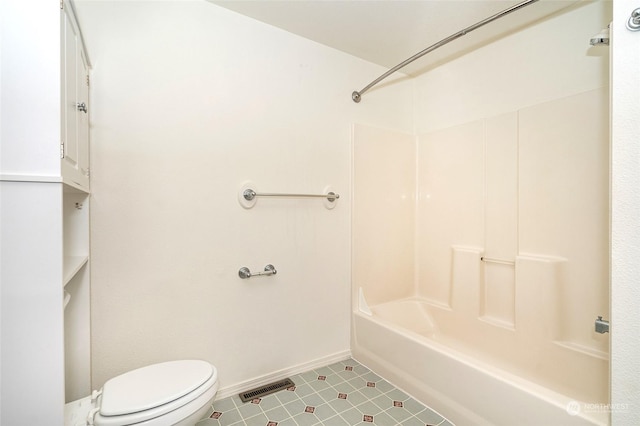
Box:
xmin=352 ymin=0 xmax=539 ymax=103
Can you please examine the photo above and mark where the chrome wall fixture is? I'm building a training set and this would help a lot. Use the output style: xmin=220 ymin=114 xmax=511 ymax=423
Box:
xmin=590 ymin=26 xmax=610 ymax=46
xmin=628 ymin=8 xmax=640 ymax=31
xmin=239 ymin=264 xmax=277 ymax=279
xmin=238 ymin=182 xmax=339 ymax=210
xmin=595 ymin=316 xmax=610 ymax=334
xmin=352 ymin=0 xmax=540 ymax=103
xmin=242 ymin=189 xmax=339 ymax=203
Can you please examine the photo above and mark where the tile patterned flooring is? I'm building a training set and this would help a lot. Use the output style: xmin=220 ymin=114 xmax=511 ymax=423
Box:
xmin=196 ymin=358 xmax=453 ymax=426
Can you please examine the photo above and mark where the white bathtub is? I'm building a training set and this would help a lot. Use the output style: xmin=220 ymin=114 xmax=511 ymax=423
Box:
xmin=351 ymin=298 xmax=608 ymax=426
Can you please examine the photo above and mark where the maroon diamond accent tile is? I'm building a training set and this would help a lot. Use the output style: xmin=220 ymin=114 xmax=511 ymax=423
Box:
xmin=251 ymin=398 xmax=261 ymax=404
xmin=366 ymin=382 xmax=376 ymax=387
xmin=267 ymin=422 xmax=278 ymax=426
xmin=210 ymin=412 xmax=222 ymax=419
xmin=345 ymin=366 xmax=353 ymax=371
xmin=305 ymin=406 xmax=315 ymax=413
xmin=318 ymin=375 xmax=326 ymax=381
xmin=393 ymin=401 xmax=403 ymax=407
xmin=338 ymin=393 xmax=348 ymax=400
xmin=363 ymin=414 xmax=374 ymax=422
xmin=286 ymin=386 xmax=296 ymax=391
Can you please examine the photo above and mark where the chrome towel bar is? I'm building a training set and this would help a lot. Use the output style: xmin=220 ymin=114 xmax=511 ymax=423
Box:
xmin=243 ymin=189 xmax=339 ymax=202
xmin=238 ymin=182 xmax=340 ymax=210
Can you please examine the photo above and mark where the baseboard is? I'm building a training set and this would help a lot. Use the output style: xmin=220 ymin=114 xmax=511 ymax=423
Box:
xmin=215 ymin=350 xmax=352 ymax=400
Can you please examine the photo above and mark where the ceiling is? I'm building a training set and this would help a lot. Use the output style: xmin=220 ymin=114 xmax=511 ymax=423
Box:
xmin=210 ymin=0 xmax=580 ymax=76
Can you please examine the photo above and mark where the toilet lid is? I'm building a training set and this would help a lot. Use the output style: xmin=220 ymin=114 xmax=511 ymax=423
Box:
xmin=100 ymin=360 xmax=213 ymax=417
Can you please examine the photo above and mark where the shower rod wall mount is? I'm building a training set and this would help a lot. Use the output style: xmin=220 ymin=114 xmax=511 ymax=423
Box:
xmin=352 ymin=0 xmax=540 ymax=103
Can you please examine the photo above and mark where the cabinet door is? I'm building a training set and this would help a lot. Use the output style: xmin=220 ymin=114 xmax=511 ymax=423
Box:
xmin=77 ymin=49 xmax=90 ymax=187
xmin=61 ymin=5 xmax=89 ymax=190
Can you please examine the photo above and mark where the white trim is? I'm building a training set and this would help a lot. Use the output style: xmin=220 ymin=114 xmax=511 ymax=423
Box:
xmin=0 ymin=175 xmax=89 ymax=193
xmin=215 ymin=350 xmax=351 ymax=400
xmin=0 ymin=174 xmax=63 ymax=183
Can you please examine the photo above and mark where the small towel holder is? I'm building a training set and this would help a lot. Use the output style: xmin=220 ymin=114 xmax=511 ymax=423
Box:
xmin=239 ymin=264 xmax=277 ymax=279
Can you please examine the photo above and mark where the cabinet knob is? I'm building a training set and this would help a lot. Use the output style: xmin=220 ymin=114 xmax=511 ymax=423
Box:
xmin=76 ymin=102 xmax=88 ymax=113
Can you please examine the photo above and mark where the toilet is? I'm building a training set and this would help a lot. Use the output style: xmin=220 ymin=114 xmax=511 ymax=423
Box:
xmin=65 ymin=360 xmax=218 ymax=426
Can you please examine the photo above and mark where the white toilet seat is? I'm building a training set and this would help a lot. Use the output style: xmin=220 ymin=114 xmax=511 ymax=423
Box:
xmin=65 ymin=360 xmax=218 ymax=426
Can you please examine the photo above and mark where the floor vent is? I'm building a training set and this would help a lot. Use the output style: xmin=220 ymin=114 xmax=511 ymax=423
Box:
xmin=239 ymin=378 xmax=295 ymax=402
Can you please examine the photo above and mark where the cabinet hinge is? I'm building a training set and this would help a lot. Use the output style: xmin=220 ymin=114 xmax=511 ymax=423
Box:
xmin=86 ymin=74 xmax=90 ymax=87
xmin=60 ymin=0 xmax=63 ymax=10
xmin=60 ymin=142 xmax=65 ymax=159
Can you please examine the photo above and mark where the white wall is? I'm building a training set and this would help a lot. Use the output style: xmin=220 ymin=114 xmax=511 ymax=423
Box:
xmin=611 ymin=0 xmax=640 ymax=423
xmin=74 ymin=0 xmax=413 ymax=393
xmin=0 ymin=0 xmax=62 ymax=179
xmin=1 ymin=182 xmax=67 ymax=425
xmin=414 ymin=1 xmax=612 ymax=133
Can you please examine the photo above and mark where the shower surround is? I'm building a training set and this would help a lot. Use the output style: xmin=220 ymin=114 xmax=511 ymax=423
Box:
xmin=352 ymin=87 xmax=609 ymax=425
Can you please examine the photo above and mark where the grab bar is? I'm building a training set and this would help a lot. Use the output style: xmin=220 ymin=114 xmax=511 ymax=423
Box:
xmin=243 ymin=189 xmax=339 ymax=202
xmin=481 ymin=256 xmax=515 ymax=266
xmin=239 ymin=264 xmax=277 ymax=279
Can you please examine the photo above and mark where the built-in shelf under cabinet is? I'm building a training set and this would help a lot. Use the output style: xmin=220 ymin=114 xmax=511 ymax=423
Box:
xmin=63 ymin=186 xmax=90 ymax=288
xmin=63 ymin=185 xmax=91 ymax=402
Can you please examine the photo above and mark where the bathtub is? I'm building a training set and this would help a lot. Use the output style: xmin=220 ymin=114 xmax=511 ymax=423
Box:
xmin=351 ymin=297 xmax=608 ymax=426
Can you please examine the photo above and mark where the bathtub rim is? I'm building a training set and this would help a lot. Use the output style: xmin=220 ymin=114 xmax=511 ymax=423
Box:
xmin=352 ymin=309 xmax=609 ymax=426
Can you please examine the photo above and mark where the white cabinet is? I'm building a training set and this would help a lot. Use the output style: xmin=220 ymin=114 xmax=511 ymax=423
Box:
xmin=0 ymin=0 xmax=91 ymax=424
xmin=0 ymin=0 xmax=90 ymax=192
xmin=62 ymin=4 xmax=90 ymax=190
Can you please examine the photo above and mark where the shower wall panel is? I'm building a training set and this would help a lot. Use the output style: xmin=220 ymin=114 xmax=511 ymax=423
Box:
xmin=519 ymin=88 xmax=609 ymax=354
xmin=416 ymin=87 xmax=609 ymax=358
xmin=352 ymin=124 xmax=415 ymax=307
xmin=416 ymin=121 xmax=484 ymax=307
xmin=482 ymin=112 xmax=518 ymax=326
xmin=484 ymin=113 xmax=518 ymax=260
